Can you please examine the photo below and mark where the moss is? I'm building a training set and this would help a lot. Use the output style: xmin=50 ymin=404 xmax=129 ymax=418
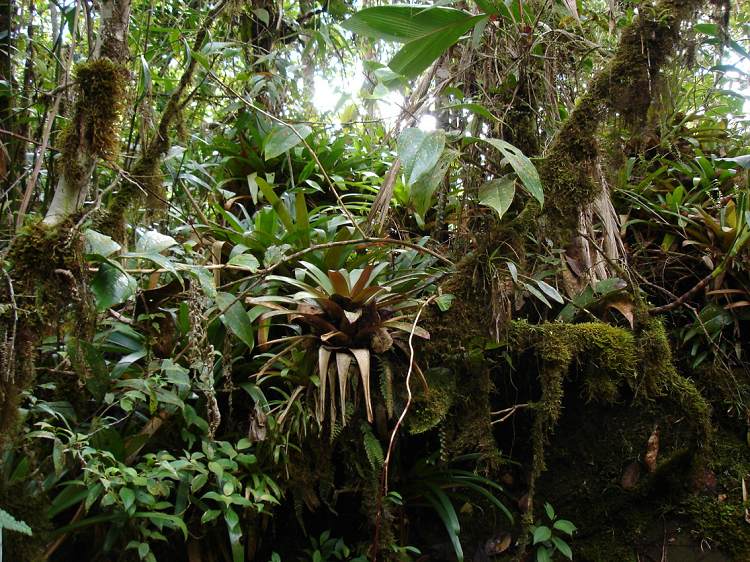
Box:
xmin=637 ymin=318 xmax=712 ymax=445
xmin=0 ymin=219 xmax=87 ymax=437
xmin=503 ymin=319 xmax=713 ymax=556
xmin=683 ymin=496 xmax=750 ymax=559
xmin=60 ymin=59 xmax=128 ymax=185
xmin=5 ymin=219 xmax=84 ymax=318
xmin=408 ymin=367 xmax=456 ymax=435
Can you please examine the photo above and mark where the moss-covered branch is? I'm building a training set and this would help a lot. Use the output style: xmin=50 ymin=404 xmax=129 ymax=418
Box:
xmin=540 ymin=0 xmax=706 ymax=236
xmin=94 ymin=0 xmax=230 ymax=238
xmin=43 ymin=0 xmax=131 ymax=226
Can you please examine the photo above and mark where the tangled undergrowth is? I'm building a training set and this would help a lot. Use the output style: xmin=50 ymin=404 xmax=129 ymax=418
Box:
xmin=2 ymin=0 xmax=750 ymax=561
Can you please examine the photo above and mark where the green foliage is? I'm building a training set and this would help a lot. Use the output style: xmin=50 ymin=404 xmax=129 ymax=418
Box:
xmin=2 ymin=0 xmax=750 ymax=559
xmin=402 ymin=454 xmax=513 ymax=562
xmin=530 ymin=503 xmax=576 ymax=561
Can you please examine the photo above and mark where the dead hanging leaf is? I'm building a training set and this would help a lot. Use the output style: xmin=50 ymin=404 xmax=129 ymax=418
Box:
xmin=606 ymin=297 xmax=635 ymax=329
xmin=644 ymin=426 xmax=660 ymax=473
xmin=317 ymin=347 xmax=332 ymax=423
xmin=743 ymin=478 xmax=750 ymax=524
xmin=351 ymin=348 xmax=373 ymax=422
xmin=0 ymin=140 xmax=8 ymax=179
xmin=336 ymin=352 xmax=352 ymax=426
xmin=621 ymin=461 xmax=641 ymax=490
xmin=518 ymin=493 xmax=530 ymax=513
xmin=249 ymin=403 xmax=267 ymax=442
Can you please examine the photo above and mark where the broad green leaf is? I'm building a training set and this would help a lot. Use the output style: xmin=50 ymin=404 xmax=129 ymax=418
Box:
xmin=342 ymin=6 xmax=474 ymax=43
xmin=410 ymin=148 xmax=455 ymax=219
xmin=398 ymin=128 xmax=446 ymax=186
xmin=716 ymin=154 xmax=750 ymax=169
xmin=536 ymin=545 xmax=552 ymax=562
xmin=544 ymin=502 xmax=555 ymax=520
xmin=264 ymin=124 xmax=313 ymax=160
xmin=435 ymin=293 xmax=455 ymax=311
xmin=482 ymin=138 xmax=544 ymax=206
xmin=440 ymin=102 xmax=497 ymax=121
xmin=533 ymin=525 xmax=552 ymax=544
xmin=134 ymin=512 xmax=188 ymax=539
xmin=507 ymin=261 xmax=518 ymax=283
xmin=479 ymin=176 xmax=515 ymax=219
xmin=123 ymin=252 xmax=178 ymax=277
xmin=201 ymin=509 xmax=221 ymax=524
xmin=227 ymin=254 xmax=260 ymax=272
xmin=525 ymin=282 xmax=551 ymax=308
xmin=389 ymin=15 xmax=486 ymax=78
xmin=215 ymin=292 xmax=255 ymax=350
xmin=136 ymin=230 xmax=177 ymax=253
xmin=84 ymin=229 xmax=121 ymax=257
xmin=551 ymin=536 xmax=573 ymax=559
xmin=91 ymin=262 xmax=137 ymax=311
xmin=694 ymin=23 xmax=720 ymax=36
xmin=552 ymin=519 xmax=577 ymax=536
xmin=225 ymin=508 xmax=244 ymax=562
xmin=119 ymin=487 xmax=136 ymax=512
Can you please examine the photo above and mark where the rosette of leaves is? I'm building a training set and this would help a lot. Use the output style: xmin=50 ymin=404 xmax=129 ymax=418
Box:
xmin=250 ymin=261 xmax=429 ymax=425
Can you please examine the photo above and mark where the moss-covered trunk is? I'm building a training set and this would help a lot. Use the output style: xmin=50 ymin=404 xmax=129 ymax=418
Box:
xmin=539 ymin=0 xmax=706 ymax=296
xmin=42 ymin=0 xmax=131 ymax=226
xmin=0 ymin=0 xmax=131 ymax=441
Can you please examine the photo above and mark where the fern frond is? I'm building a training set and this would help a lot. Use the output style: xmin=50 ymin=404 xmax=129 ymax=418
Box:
xmin=377 ymin=357 xmax=394 ymax=419
xmin=360 ymin=423 xmax=384 ymax=471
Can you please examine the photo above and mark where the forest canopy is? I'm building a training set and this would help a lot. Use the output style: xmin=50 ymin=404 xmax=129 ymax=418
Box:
xmin=1 ymin=0 xmax=750 ymax=561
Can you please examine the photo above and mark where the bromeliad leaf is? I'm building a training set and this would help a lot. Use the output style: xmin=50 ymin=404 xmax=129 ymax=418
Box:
xmin=482 ymin=138 xmax=544 ymax=206
xmin=216 ymin=292 xmax=255 ymax=350
xmin=264 ymin=123 xmax=313 ymax=160
xmin=479 ymin=176 xmax=515 ymax=219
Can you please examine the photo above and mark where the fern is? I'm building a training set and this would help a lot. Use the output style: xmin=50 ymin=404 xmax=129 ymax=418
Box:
xmin=377 ymin=357 xmax=394 ymax=419
xmin=360 ymin=423 xmax=384 ymax=471
xmin=0 ymin=507 xmax=31 ymax=535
